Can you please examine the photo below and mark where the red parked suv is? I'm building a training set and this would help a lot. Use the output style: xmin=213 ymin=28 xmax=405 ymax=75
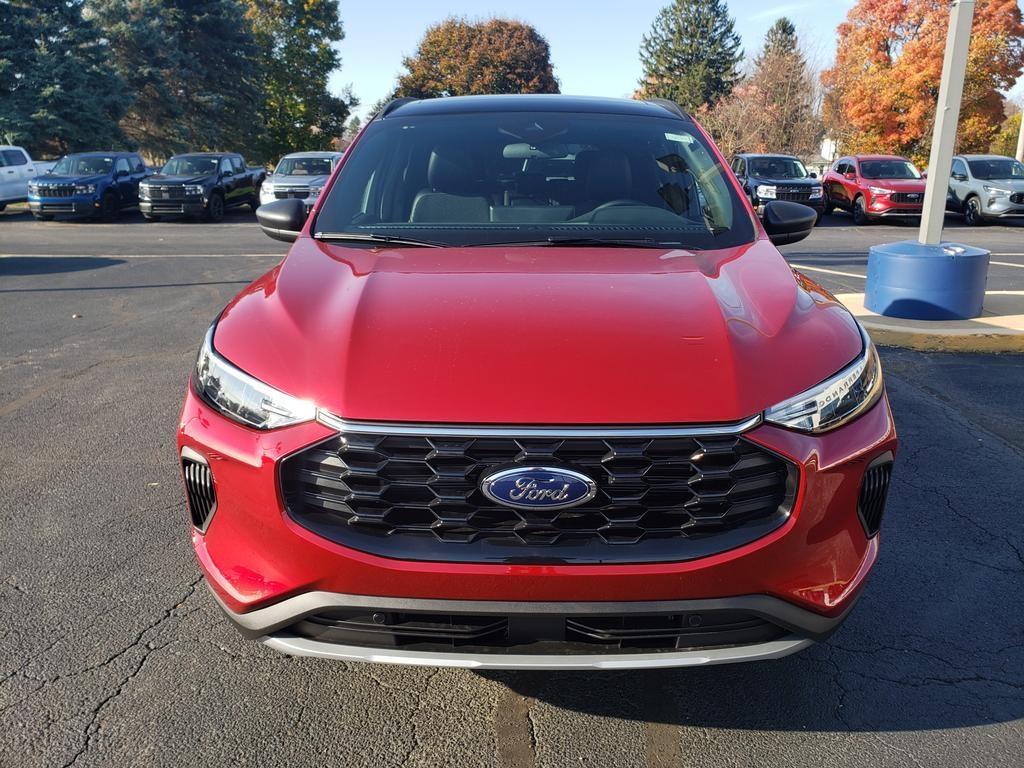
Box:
xmin=823 ymin=155 xmax=926 ymax=224
xmin=178 ymin=96 xmax=897 ymax=670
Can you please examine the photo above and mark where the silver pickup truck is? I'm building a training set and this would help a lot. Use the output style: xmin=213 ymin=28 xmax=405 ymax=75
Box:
xmin=0 ymin=146 xmax=55 ymax=210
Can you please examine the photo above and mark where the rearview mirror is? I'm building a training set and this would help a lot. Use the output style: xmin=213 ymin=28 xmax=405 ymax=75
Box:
xmin=763 ymin=201 xmax=817 ymax=247
xmin=256 ymin=198 xmax=307 ymax=243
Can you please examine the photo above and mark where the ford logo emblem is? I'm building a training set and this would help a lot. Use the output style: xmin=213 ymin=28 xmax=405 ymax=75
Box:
xmin=480 ymin=466 xmax=597 ymax=510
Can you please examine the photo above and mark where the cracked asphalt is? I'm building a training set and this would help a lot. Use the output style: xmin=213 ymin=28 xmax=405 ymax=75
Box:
xmin=1 ymin=215 xmax=1022 ymax=767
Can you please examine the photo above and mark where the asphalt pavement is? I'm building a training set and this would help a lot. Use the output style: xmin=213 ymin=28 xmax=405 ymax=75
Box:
xmin=1 ymin=211 xmax=1023 ymax=767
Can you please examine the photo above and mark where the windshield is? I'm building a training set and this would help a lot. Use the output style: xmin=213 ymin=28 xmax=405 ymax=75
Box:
xmin=967 ymin=158 xmax=1024 ymax=181
xmin=162 ymin=155 xmax=219 ymax=175
xmin=748 ymin=157 xmax=808 ymax=179
xmin=860 ymin=159 xmax=921 ymax=180
xmin=275 ymin=156 xmax=335 ymax=176
xmin=51 ymin=155 xmax=113 ymax=176
xmin=314 ymin=111 xmax=754 ymax=249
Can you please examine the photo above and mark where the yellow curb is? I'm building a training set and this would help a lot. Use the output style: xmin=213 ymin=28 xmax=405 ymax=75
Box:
xmin=837 ymin=292 xmax=1024 ymax=353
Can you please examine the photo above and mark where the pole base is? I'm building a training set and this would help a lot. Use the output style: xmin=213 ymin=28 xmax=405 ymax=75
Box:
xmin=864 ymin=241 xmax=990 ymax=320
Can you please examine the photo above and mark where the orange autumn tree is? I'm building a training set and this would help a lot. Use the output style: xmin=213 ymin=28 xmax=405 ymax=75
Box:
xmin=822 ymin=0 xmax=1024 ymax=165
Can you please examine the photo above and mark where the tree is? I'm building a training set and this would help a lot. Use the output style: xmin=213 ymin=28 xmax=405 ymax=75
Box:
xmin=700 ymin=17 xmax=820 ymax=157
xmin=990 ymin=110 xmax=1022 ymax=156
xmin=244 ymin=0 xmax=355 ymax=160
xmin=637 ymin=0 xmax=742 ymax=112
xmin=0 ymin=0 xmax=127 ymax=155
xmin=821 ymin=0 xmax=1024 ymax=165
xmin=89 ymin=0 xmax=261 ymax=160
xmin=395 ymin=18 xmax=559 ymax=98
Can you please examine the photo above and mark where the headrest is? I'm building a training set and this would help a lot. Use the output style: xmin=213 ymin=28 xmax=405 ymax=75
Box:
xmin=427 ymin=145 xmax=478 ymax=192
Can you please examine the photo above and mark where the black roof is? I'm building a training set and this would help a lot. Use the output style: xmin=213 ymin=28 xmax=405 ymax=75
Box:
xmin=381 ymin=94 xmax=690 ymax=121
xmin=65 ymin=151 xmax=139 ymax=157
xmin=734 ymin=153 xmax=801 ymax=160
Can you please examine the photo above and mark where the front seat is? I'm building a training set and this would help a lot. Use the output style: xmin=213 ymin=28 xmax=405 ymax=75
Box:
xmin=409 ymin=146 xmax=491 ymax=223
xmin=576 ymin=150 xmax=633 ymax=215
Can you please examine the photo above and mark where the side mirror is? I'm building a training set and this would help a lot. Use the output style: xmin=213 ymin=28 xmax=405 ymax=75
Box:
xmin=256 ymin=198 xmax=307 ymax=243
xmin=116 ymin=169 xmax=129 ymax=178
xmin=843 ymin=172 xmax=856 ymax=181
xmin=809 ymin=172 xmax=818 ymax=179
xmin=221 ymin=169 xmax=233 ymax=178
xmin=951 ymin=172 xmax=966 ymax=182
xmin=763 ymin=200 xmax=817 ymax=247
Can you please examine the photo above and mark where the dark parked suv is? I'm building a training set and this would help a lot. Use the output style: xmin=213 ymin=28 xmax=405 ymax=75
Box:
xmin=139 ymin=152 xmax=264 ymax=222
xmin=731 ymin=154 xmax=824 ymax=222
xmin=27 ymin=151 xmax=150 ymax=220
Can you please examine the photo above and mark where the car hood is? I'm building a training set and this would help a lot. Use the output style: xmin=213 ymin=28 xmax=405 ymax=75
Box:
xmin=34 ymin=174 xmax=107 ymax=185
xmin=978 ymin=178 xmax=1024 ymax=191
xmin=144 ymin=174 xmax=212 ymax=185
xmin=751 ymin=177 xmax=820 ymax=187
xmin=268 ymin=174 xmax=330 ymax=186
xmin=212 ymin=238 xmax=862 ymax=425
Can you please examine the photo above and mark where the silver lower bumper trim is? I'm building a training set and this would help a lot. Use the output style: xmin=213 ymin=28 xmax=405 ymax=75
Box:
xmin=262 ymin=633 xmax=814 ymax=670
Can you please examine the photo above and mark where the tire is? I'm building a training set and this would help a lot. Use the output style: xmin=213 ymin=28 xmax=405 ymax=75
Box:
xmin=814 ymin=211 xmax=823 ymax=227
xmin=32 ymin=213 xmax=53 ymax=221
xmin=204 ymin=192 xmax=224 ymax=223
xmin=852 ymin=196 xmax=870 ymax=225
xmin=98 ymin=191 xmax=119 ymax=222
xmin=963 ymin=196 xmax=985 ymax=226
xmin=0 ymin=203 xmax=7 ymax=212
xmin=249 ymin=188 xmax=260 ymax=211
xmin=142 ymin=213 xmax=160 ymax=222
xmin=822 ymin=195 xmax=834 ymax=216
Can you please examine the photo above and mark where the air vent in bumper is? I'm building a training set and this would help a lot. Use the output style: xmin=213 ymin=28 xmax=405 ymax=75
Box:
xmin=181 ymin=448 xmax=217 ymax=530
xmin=858 ymin=453 xmax=893 ymax=537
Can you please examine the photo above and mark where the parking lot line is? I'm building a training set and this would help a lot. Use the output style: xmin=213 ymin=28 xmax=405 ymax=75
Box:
xmin=790 ymin=264 xmax=867 ymax=279
xmin=991 ymin=261 xmax=1024 ymax=268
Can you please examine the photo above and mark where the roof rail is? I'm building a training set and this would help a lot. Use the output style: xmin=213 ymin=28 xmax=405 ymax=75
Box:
xmin=379 ymin=97 xmax=418 ymax=119
xmin=646 ymin=98 xmax=689 ymax=120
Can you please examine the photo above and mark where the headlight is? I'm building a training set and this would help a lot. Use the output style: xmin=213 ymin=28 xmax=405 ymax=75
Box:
xmin=983 ymin=185 xmax=1011 ymax=197
xmin=809 ymin=186 xmax=823 ymax=199
xmin=261 ymin=181 xmax=274 ymax=194
xmin=764 ymin=326 xmax=883 ymax=433
xmin=139 ymin=185 xmax=151 ymax=199
xmin=184 ymin=184 xmax=204 ymax=196
xmin=755 ymin=185 xmax=777 ymax=199
xmin=193 ymin=325 xmax=315 ymax=430
xmin=74 ymin=184 xmax=96 ymax=195
xmin=28 ymin=183 xmax=39 ymax=195
xmin=868 ymin=186 xmax=893 ymax=196
xmin=309 ymin=185 xmax=322 ymax=199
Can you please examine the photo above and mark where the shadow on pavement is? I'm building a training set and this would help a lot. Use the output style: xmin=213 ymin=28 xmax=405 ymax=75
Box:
xmin=0 ymin=256 xmax=125 ymax=277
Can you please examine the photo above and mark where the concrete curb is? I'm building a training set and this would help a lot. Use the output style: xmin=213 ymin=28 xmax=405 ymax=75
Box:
xmin=837 ymin=292 xmax=1024 ymax=353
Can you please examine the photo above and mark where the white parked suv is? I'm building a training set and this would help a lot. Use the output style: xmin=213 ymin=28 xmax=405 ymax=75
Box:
xmin=259 ymin=151 xmax=343 ymax=210
xmin=0 ymin=146 xmax=55 ymax=210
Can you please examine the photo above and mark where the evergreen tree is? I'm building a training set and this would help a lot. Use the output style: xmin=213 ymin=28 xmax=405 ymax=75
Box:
xmin=758 ymin=17 xmax=798 ymax=62
xmin=244 ymin=0 xmax=355 ymax=160
xmin=89 ymin=0 xmax=261 ymax=160
xmin=638 ymin=0 xmax=742 ymax=112
xmin=0 ymin=0 xmax=127 ymax=154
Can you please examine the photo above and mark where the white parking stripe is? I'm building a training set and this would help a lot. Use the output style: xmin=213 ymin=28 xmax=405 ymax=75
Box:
xmin=790 ymin=264 xmax=866 ymax=279
xmin=991 ymin=260 xmax=1024 ymax=268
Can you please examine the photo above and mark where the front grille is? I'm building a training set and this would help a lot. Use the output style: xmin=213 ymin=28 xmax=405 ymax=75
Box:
xmin=1010 ymin=193 xmax=1024 ymax=205
xmin=182 ymin=456 xmax=216 ymax=529
xmin=287 ymin=607 xmax=786 ymax=653
xmin=274 ymin=186 xmax=310 ymax=199
xmin=281 ymin=428 xmax=795 ymax=563
xmin=149 ymin=203 xmax=186 ymax=213
xmin=858 ymin=457 xmax=893 ymax=537
xmin=890 ymin=192 xmax=923 ymax=204
xmin=36 ymin=185 xmax=74 ymax=198
xmin=40 ymin=204 xmax=74 ymax=212
xmin=775 ymin=186 xmax=813 ymax=202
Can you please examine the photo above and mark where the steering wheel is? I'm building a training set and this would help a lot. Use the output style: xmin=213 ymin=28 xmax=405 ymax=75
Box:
xmin=591 ymin=199 xmax=649 ymax=212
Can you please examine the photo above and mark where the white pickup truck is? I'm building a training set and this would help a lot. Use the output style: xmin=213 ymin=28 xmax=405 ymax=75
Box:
xmin=0 ymin=146 xmax=56 ymax=210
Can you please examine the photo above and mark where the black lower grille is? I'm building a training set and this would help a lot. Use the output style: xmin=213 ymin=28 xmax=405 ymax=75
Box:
xmin=288 ymin=608 xmax=786 ymax=654
xmin=891 ymin=192 xmax=923 ymax=204
xmin=274 ymin=188 xmax=309 ymax=199
xmin=1011 ymin=193 xmax=1024 ymax=205
xmin=182 ymin=456 xmax=216 ymax=529
xmin=858 ymin=455 xmax=893 ymax=537
xmin=280 ymin=428 xmax=795 ymax=563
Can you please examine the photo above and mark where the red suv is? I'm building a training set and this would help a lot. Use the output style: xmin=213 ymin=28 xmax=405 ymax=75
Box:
xmin=178 ymin=95 xmax=897 ymax=670
xmin=823 ymin=155 xmax=926 ymax=224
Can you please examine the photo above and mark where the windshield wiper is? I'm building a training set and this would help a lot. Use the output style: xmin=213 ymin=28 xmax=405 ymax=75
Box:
xmin=313 ymin=232 xmax=444 ymax=248
xmin=540 ymin=236 xmax=669 ymax=248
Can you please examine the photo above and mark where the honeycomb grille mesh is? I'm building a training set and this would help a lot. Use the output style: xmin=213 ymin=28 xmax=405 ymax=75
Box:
xmin=281 ymin=431 xmax=794 ymax=563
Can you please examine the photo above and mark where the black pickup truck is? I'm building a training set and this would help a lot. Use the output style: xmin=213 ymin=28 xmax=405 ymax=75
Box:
xmin=139 ymin=152 xmax=265 ymax=222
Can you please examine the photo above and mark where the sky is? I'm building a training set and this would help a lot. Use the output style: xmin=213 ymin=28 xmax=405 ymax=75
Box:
xmin=330 ymin=0 xmax=1024 ymax=121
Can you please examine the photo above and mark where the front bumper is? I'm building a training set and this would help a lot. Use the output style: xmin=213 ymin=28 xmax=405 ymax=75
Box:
xmin=28 ymin=197 xmax=100 ymax=217
xmin=755 ymin=199 xmax=824 ymax=216
xmin=868 ymin=199 xmax=923 ymax=217
xmin=179 ymin=388 xmax=896 ymax=667
xmin=981 ymin=197 xmax=1024 ymax=218
xmin=140 ymin=198 xmax=206 ymax=216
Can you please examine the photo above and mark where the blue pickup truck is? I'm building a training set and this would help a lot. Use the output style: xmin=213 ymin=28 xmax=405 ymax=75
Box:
xmin=28 ymin=151 xmax=151 ymax=221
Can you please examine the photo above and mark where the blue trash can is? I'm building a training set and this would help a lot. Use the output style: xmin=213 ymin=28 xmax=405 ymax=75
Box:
xmin=865 ymin=241 xmax=990 ymax=320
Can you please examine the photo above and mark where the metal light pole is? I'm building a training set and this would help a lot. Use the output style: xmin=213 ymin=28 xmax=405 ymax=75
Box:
xmin=919 ymin=0 xmax=975 ymax=245
xmin=864 ymin=0 xmax=991 ymax=321
xmin=1016 ymin=109 xmax=1024 ymax=163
